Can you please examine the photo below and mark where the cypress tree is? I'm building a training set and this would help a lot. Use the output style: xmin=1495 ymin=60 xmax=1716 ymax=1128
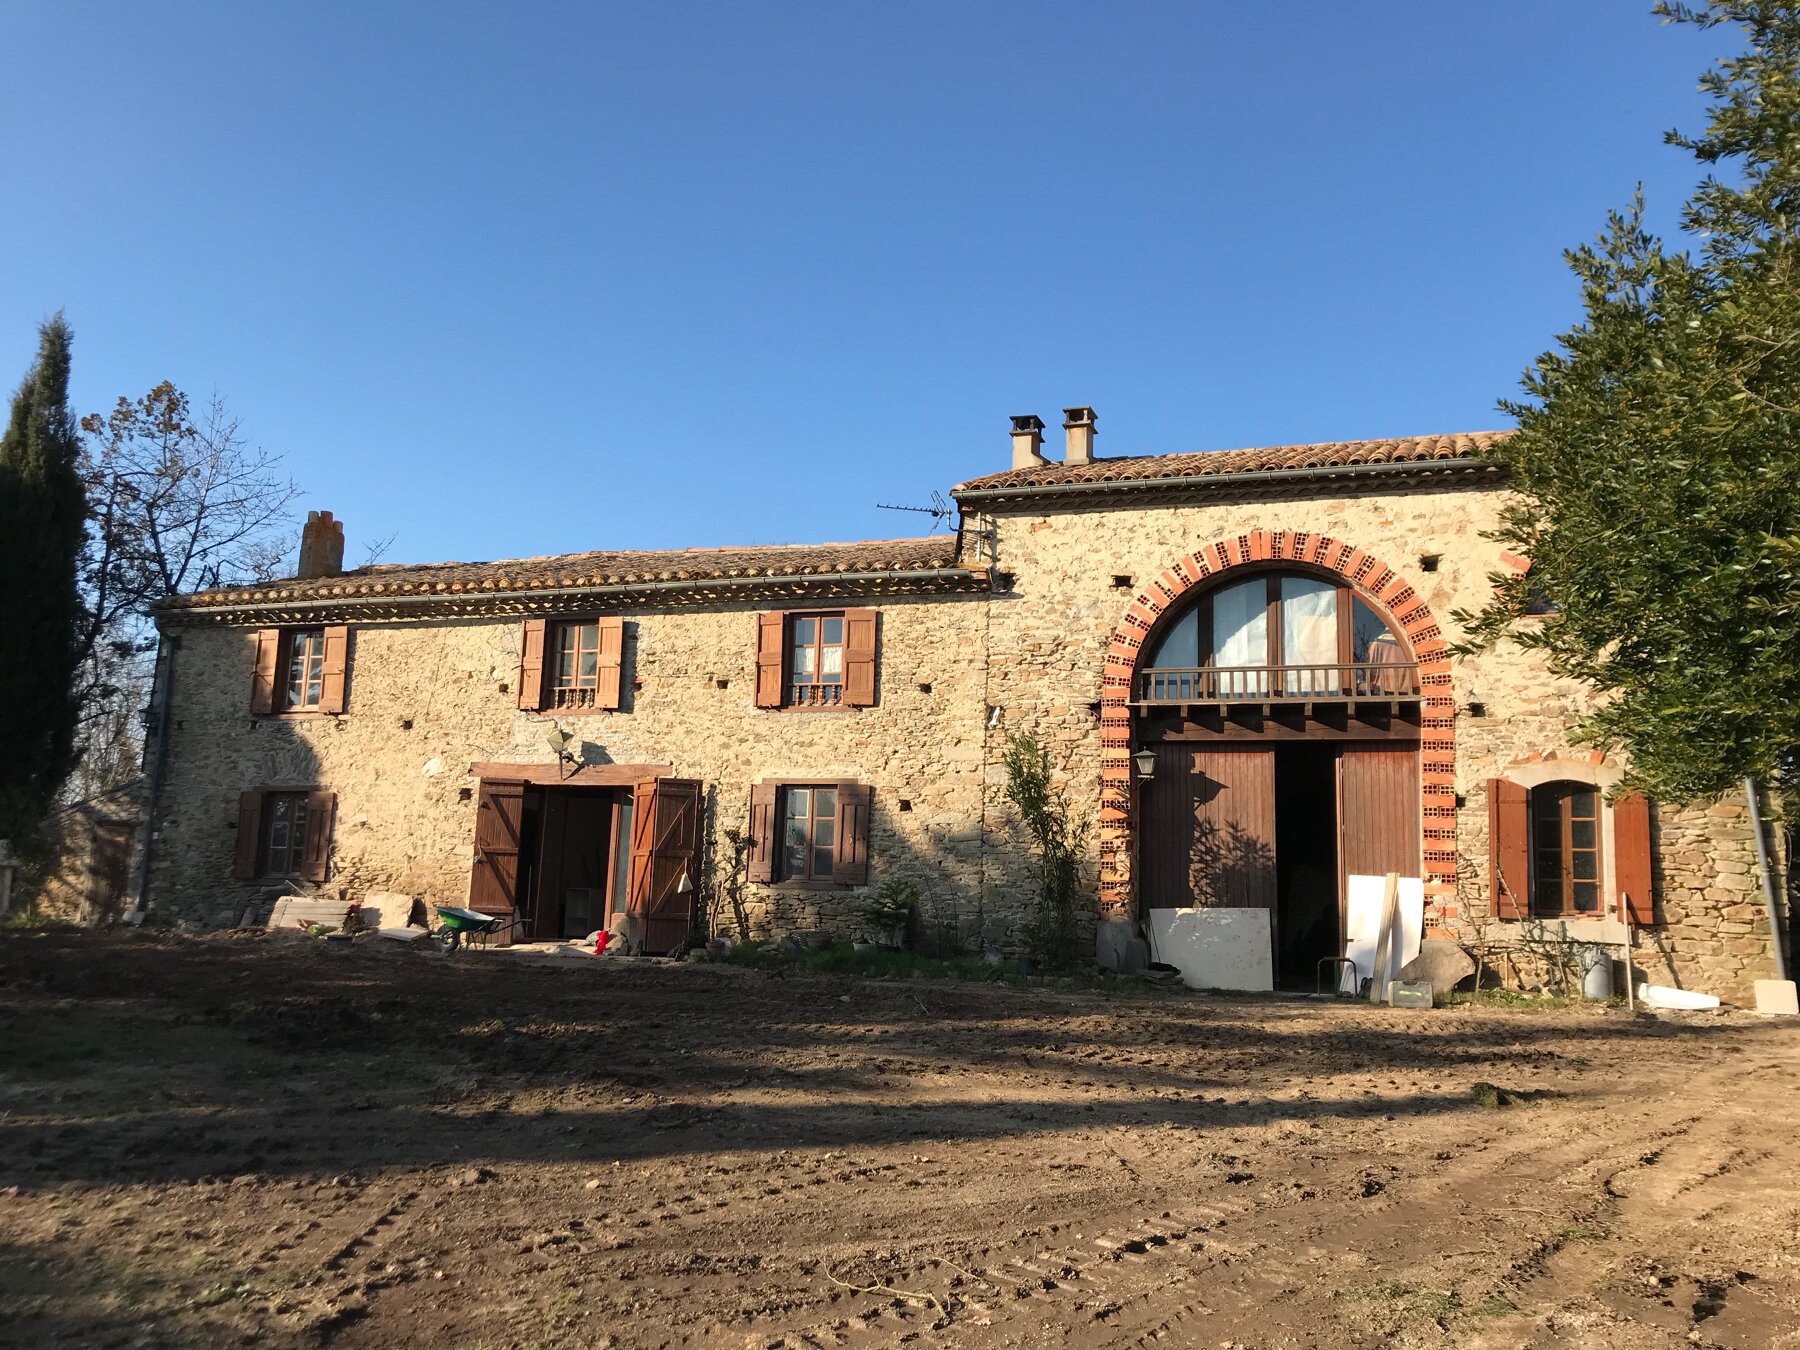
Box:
xmin=0 ymin=315 xmax=87 ymax=846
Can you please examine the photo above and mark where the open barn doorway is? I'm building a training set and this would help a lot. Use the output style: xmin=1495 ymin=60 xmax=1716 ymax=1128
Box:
xmin=1274 ymin=745 xmax=1340 ymax=989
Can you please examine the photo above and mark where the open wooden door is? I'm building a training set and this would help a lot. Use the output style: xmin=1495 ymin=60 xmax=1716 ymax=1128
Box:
xmin=469 ymin=779 xmax=525 ymax=944
xmin=626 ymin=777 xmax=702 ymax=954
xmin=1140 ymin=745 xmax=1276 ymax=910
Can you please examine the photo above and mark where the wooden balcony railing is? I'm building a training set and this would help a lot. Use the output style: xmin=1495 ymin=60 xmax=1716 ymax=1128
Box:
xmin=788 ymin=680 xmax=844 ymax=708
xmin=1133 ymin=662 xmax=1421 ymax=706
xmin=552 ymin=686 xmax=598 ymax=710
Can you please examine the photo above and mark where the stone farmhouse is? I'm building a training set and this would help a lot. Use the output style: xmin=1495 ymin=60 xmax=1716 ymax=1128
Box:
xmin=142 ymin=411 xmax=1787 ymax=1000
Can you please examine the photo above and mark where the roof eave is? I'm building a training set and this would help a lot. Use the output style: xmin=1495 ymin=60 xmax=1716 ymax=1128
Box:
xmin=951 ymin=456 xmax=1509 ymax=509
xmin=154 ymin=564 xmax=994 ymax=627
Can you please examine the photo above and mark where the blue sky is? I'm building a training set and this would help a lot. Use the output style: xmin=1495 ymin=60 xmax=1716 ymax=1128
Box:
xmin=0 ymin=3 xmax=1731 ymax=570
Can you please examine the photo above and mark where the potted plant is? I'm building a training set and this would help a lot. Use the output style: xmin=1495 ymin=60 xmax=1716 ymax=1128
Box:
xmin=860 ymin=877 xmax=918 ymax=951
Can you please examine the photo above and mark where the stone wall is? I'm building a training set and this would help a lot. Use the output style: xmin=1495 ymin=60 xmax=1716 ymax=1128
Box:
xmin=150 ymin=592 xmax=992 ymax=943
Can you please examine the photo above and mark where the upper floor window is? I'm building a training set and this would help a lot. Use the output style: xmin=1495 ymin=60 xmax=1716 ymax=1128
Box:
xmin=551 ymin=620 xmax=603 ymax=710
xmin=754 ymin=608 xmax=878 ymax=709
xmin=251 ymin=625 xmax=348 ymax=715
xmin=1530 ymin=781 xmax=1601 ymax=916
xmin=282 ymin=628 xmax=327 ymax=711
xmin=789 ymin=614 xmax=845 ymax=707
xmin=1138 ymin=569 xmax=1412 ymax=702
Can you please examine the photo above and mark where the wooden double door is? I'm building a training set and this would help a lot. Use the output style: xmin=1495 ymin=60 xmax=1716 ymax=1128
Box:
xmin=468 ymin=776 xmax=701 ymax=953
xmin=1139 ymin=742 xmax=1419 ymax=977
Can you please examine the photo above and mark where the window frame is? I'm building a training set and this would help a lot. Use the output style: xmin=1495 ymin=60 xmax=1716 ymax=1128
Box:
xmin=260 ymin=790 xmax=313 ymax=879
xmin=278 ymin=626 xmax=328 ymax=713
xmin=548 ymin=618 xmax=603 ymax=711
xmin=778 ymin=783 xmax=839 ymax=884
xmin=784 ymin=611 xmax=847 ymax=709
xmin=1143 ymin=565 xmax=1412 ymax=674
xmin=1528 ymin=780 xmax=1604 ymax=918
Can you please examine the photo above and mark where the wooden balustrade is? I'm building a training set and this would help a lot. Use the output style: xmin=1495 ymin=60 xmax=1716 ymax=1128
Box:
xmin=1133 ymin=662 xmax=1420 ymax=705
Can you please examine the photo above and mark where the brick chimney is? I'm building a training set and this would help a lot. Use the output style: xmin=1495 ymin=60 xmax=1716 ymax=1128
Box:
xmin=297 ymin=510 xmax=345 ymax=579
xmin=1010 ymin=414 xmax=1047 ymax=470
xmin=1063 ymin=406 xmax=1096 ymax=465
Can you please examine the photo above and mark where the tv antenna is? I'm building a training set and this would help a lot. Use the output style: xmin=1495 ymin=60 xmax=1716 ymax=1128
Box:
xmin=875 ymin=490 xmax=954 ymax=532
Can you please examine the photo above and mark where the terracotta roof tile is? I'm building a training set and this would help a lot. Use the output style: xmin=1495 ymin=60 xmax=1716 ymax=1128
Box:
xmin=160 ymin=535 xmax=969 ymax=612
xmin=953 ymin=430 xmax=1512 ymax=494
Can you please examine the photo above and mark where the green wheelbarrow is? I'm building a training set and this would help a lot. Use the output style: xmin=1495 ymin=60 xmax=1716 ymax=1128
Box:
xmin=434 ymin=905 xmax=507 ymax=953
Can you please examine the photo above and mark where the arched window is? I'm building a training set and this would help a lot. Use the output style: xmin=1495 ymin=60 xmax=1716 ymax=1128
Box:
xmin=1529 ymin=781 xmax=1601 ymax=916
xmin=1140 ymin=569 xmax=1411 ymax=701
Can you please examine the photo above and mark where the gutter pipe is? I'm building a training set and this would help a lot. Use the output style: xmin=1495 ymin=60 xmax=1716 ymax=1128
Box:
xmin=1744 ymin=775 xmax=1789 ymax=982
xmin=950 ymin=457 xmax=1506 ymax=505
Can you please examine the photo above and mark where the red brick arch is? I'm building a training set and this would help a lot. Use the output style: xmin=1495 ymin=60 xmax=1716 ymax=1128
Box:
xmin=1095 ymin=530 xmax=1457 ymax=919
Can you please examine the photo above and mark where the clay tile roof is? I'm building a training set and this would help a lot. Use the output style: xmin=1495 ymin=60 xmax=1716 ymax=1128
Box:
xmin=952 ymin=430 xmax=1512 ymax=495
xmin=159 ymin=535 xmax=969 ymax=612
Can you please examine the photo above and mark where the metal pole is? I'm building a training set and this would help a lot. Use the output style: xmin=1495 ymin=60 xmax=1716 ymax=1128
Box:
xmin=1743 ymin=776 xmax=1789 ymax=982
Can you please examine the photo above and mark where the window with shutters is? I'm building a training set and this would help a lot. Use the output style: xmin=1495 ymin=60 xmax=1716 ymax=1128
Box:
xmin=261 ymin=792 xmax=312 ymax=878
xmin=550 ymin=620 xmax=602 ymax=710
xmin=1530 ymin=781 xmax=1602 ymax=917
xmin=746 ymin=778 xmax=871 ymax=887
xmin=281 ymin=628 xmax=327 ymax=711
xmin=788 ymin=613 xmax=845 ymax=707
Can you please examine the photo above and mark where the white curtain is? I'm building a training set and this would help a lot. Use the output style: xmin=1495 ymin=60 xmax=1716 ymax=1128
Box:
xmin=1281 ymin=577 xmax=1338 ymax=693
xmin=1210 ymin=579 xmax=1268 ymax=697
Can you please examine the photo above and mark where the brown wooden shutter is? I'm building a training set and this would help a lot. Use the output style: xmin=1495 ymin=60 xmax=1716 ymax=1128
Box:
xmin=300 ymin=789 xmax=335 ymax=883
xmin=754 ymin=612 xmax=785 ymax=708
xmin=517 ymin=619 xmax=548 ymax=711
xmin=232 ymin=790 xmax=265 ymax=879
xmin=595 ymin=616 xmax=625 ymax=711
xmin=746 ymin=781 xmax=779 ymax=883
xmin=469 ymin=780 xmax=526 ymax=917
xmin=627 ymin=777 xmax=702 ymax=953
xmin=833 ymin=781 xmax=871 ymax=885
xmin=843 ymin=608 xmax=877 ymax=707
xmin=319 ymin=625 xmax=350 ymax=714
xmin=1612 ymin=791 xmax=1655 ymax=925
xmin=250 ymin=629 xmax=280 ymax=714
xmin=1487 ymin=778 xmax=1529 ymax=920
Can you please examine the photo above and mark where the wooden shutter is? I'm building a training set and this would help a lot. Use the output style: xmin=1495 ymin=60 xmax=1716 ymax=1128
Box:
xmin=746 ymin=781 xmax=779 ymax=883
xmin=319 ymin=626 xmax=350 ymax=714
xmin=517 ymin=619 xmax=548 ymax=712
xmin=300 ymin=789 xmax=335 ymax=883
xmin=627 ymin=777 xmax=702 ymax=953
xmin=1612 ymin=791 xmax=1655 ymax=925
xmin=1487 ymin=778 xmax=1529 ymax=920
xmin=833 ymin=781 xmax=872 ymax=885
xmin=469 ymin=780 xmax=526 ymax=919
xmin=595 ymin=616 xmax=625 ymax=711
xmin=843 ymin=608 xmax=878 ymax=707
xmin=754 ymin=612 xmax=785 ymax=708
xmin=250 ymin=629 xmax=280 ymax=714
xmin=232 ymin=790 xmax=265 ymax=879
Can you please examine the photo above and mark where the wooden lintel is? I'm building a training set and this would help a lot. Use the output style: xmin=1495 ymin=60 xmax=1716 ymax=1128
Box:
xmin=467 ymin=761 xmax=673 ymax=787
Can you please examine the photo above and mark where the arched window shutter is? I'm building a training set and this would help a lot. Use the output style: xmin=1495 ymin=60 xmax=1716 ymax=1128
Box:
xmin=1612 ymin=791 xmax=1655 ymax=925
xmin=1487 ymin=778 xmax=1529 ymax=920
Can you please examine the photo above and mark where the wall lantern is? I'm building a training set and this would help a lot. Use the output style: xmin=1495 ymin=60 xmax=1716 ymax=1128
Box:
xmin=545 ymin=726 xmax=580 ymax=777
xmin=1133 ymin=749 xmax=1158 ymax=780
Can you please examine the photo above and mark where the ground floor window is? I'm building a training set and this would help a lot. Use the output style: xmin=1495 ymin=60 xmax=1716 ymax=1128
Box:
xmin=782 ymin=785 xmax=837 ymax=881
xmin=1530 ymin=781 xmax=1601 ymax=916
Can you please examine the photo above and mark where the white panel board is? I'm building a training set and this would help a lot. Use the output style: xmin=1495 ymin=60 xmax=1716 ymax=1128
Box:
xmin=1146 ymin=907 xmax=1273 ymax=992
xmin=1344 ymin=874 xmax=1424 ymax=995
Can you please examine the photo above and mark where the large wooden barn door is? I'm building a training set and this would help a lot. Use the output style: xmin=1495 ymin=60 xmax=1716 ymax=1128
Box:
xmin=469 ymin=779 xmax=526 ymax=940
xmin=626 ymin=777 xmax=702 ymax=954
xmin=1337 ymin=745 xmax=1421 ymax=882
xmin=1140 ymin=745 xmax=1276 ymax=910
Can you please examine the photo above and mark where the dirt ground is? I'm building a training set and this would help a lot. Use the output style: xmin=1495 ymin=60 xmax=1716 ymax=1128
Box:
xmin=2 ymin=930 xmax=1797 ymax=1350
